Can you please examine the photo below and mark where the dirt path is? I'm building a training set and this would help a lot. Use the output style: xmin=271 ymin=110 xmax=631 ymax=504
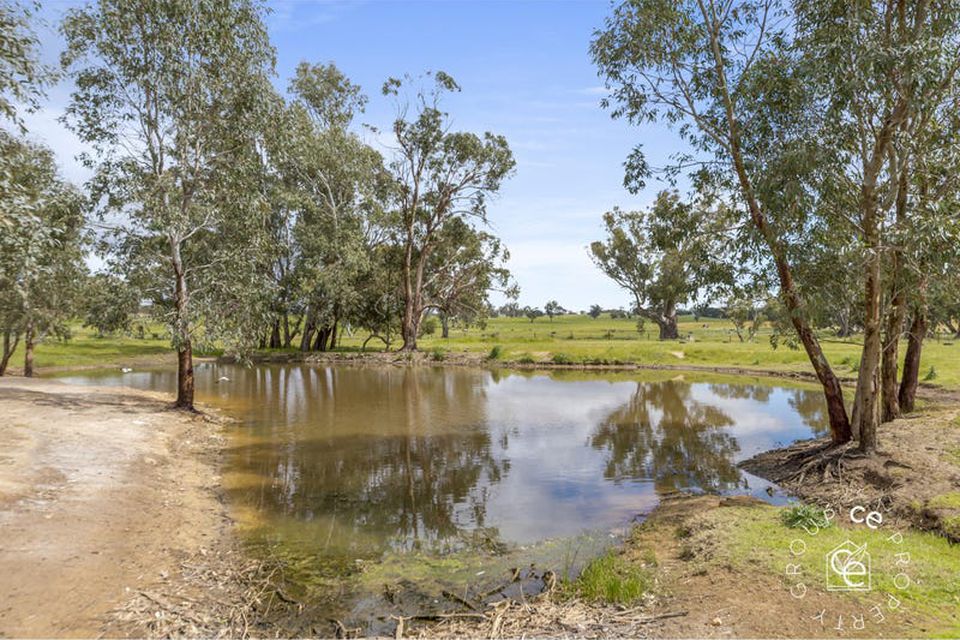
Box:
xmin=0 ymin=377 xmax=228 ymax=637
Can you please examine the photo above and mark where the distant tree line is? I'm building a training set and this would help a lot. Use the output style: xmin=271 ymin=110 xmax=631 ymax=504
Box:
xmin=0 ymin=0 xmax=517 ymax=410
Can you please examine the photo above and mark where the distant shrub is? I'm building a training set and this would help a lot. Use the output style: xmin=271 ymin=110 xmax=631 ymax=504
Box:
xmin=430 ymin=347 xmax=446 ymax=362
xmin=924 ymin=366 xmax=938 ymax=381
xmin=419 ymin=316 xmax=438 ymax=336
xmin=518 ymin=354 xmax=536 ymax=364
xmin=487 ymin=345 xmax=503 ymax=360
xmin=552 ymin=353 xmax=574 ymax=365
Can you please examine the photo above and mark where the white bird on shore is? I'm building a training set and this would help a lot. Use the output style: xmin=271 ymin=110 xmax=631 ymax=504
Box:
xmin=120 ymin=367 xmax=133 ymax=373
xmin=217 ymin=376 xmax=230 ymax=383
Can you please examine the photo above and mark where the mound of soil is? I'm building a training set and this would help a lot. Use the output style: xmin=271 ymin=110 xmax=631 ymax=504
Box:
xmin=741 ymin=406 xmax=960 ymax=540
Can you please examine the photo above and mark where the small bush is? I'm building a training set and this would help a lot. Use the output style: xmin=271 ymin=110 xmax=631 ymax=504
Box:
xmin=487 ymin=345 xmax=503 ymax=360
xmin=430 ymin=347 xmax=446 ymax=362
xmin=552 ymin=352 xmax=573 ymax=365
xmin=924 ymin=366 xmax=938 ymax=381
xmin=419 ymin=316 xmax=439 ymax=336
xmin=576 ymin=552 xmax=650 ymax=605
xmin=780 ymin=503 xmax=832 ymax=531
xmin=517 ymin=354 xmax=536 ymax=364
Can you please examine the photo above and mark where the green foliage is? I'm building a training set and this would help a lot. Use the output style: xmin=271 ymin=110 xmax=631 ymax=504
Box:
xmin=0 ymin=0 xmax=50 ymax=129
xmin=575 ymin=552 xmax=650 ymax=605
xmin=419 ymin=316 xmax=439 ymax=337
xmin=590 ymin=192 xmax=734 ymax=340
xmin=544 ymin=300 xmax=563 ymax=320
xmin=780 ymin=503 xmax=832 ymax=531
xmin=0 ymin=131 xmax=87 ymax=373
xmin=487 ymin=344 xmax=502 ymax=360
xmin=61 ymin=0 xmax=278 ymax=378
xmin=551 ymin=352 xmax=573 ymax=365
xmin=82 ymin=273 xmax=139 ymax=336
xmin=384 ymin=71 xmax=515 ymax=349
xmin=925 ymin=366 xmax=938 ymax=381
xmin=429 ymin=346 xmax=446 ymax=362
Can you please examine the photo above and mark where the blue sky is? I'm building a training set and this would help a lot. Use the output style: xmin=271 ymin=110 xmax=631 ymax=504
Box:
xmin=29 ymin=0 xmax=688 ymax=311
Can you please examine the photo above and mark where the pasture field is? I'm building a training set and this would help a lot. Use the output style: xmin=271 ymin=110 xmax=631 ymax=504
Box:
xmin=13 ymin=313 xmax=960 ymax=389
xmin=339 ymin=314 xmax=960 ymax=389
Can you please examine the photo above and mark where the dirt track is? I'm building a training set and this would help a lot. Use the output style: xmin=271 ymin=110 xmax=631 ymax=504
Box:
xmin=0 ymin=377 xmax=227 ymax=637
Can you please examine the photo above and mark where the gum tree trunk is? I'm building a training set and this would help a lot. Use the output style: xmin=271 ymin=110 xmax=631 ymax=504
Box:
xmin=176 ymin=341 xmax=194 ymax=409
xmin=172 ymin=238 xmax=194 ymax=410
xmin=707 ymin=33 xmax=852 ymax=446
xmin=23 ymin=320 xmax=35 ymax=378
xmin=899 ymin=305 xmax=927 ymax=414
xmin=0 ymin=330 xmax=19 ymax=376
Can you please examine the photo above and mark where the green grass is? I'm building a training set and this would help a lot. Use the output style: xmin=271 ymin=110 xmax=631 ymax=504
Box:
xmin=390 ymin=314 xmax=960 ymax=389
xmin=928 ymin=492 xmax=960 ymax=510
xmin=12 ymin=314 xmax=960 ymax=390
xmin=719 ymin=504 xmax=960 ymax=634
xmin=574 ymin=551 xmax=651 ymax=605
xmin=4 ymin=323 xmax=172 ymax=371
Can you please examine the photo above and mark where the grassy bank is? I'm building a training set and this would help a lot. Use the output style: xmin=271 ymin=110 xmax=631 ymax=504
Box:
xmin=11 ymin=314 xmax=960 ymax=389
xmin=565 ymin=496 xmax=960 ymax=637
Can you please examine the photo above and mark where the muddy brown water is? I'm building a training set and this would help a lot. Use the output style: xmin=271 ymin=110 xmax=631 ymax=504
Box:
xmin=57 ymin=365 xmax=828 ymax=630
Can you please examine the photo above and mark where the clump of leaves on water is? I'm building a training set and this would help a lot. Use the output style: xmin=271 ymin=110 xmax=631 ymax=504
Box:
xmin=780 ymin=503 xmax=832 ymax=531
xmin=575 ymin=551 xmax=650 ymax=605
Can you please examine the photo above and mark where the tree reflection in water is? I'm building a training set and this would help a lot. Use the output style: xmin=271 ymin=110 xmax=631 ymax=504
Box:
xmin=590 ymin=380 xmax=744 ymax=493
xmin=230 ymin=366 xmax=507 ymax=557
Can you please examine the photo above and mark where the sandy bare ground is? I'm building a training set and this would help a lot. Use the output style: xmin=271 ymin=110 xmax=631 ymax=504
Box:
xmin=0 ymin=377 xmax=227 ymax=638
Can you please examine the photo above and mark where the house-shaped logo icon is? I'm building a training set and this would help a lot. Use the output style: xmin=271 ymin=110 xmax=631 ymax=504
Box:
xmin=825 ymin=540 xmax=871 ymax=591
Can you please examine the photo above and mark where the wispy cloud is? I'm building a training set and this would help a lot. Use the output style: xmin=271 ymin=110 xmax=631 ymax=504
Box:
xmin=575 ymin=86 xmax=608 ymax=96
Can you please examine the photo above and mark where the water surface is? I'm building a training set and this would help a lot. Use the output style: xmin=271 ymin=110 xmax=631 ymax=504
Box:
xmin=58 ymin=364 xmax=827 ymax=624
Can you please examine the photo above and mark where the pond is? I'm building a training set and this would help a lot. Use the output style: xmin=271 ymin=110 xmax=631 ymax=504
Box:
xmin=58 ymin=364 xmax=828 ymax=629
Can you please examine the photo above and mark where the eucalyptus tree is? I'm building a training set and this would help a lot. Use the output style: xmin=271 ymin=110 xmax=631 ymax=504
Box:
xmin=590 ymin=0 xmax=839 ymax=445
xmin=0 ymin=0 xmax=49 ymax=129
xmin=725 ymin=294 xmax=768 ymax=343
xmin=384 ymin=71 xmax=515 ymax=351
xmin=0 ymin=132 xmax=86 ymax=376
xmin=424 ymin=217 xmax=516 ymax=337
xmin=270 ymin=62 xmax=392 ymax=353
xmin=61 ymin=0 xmax=276 ymax=409
xmin=796 ymin=0 xmax=960 ymax=445
xmin=82 ymin=272 xmax=139 ymax=336
xmin=544 ymin=300 xmax=562 ymax=321
xmin=590 ymin=191 xmax=731 ymax=340
xmin=885 ymin=75 xmax=960 ymax=417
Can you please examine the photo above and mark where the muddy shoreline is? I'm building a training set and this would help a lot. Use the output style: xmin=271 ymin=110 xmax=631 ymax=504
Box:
xmin=0 ymin=377 xmax=233 ymax=636
xmin=239 ymin=349 xmax=955 ymax=400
